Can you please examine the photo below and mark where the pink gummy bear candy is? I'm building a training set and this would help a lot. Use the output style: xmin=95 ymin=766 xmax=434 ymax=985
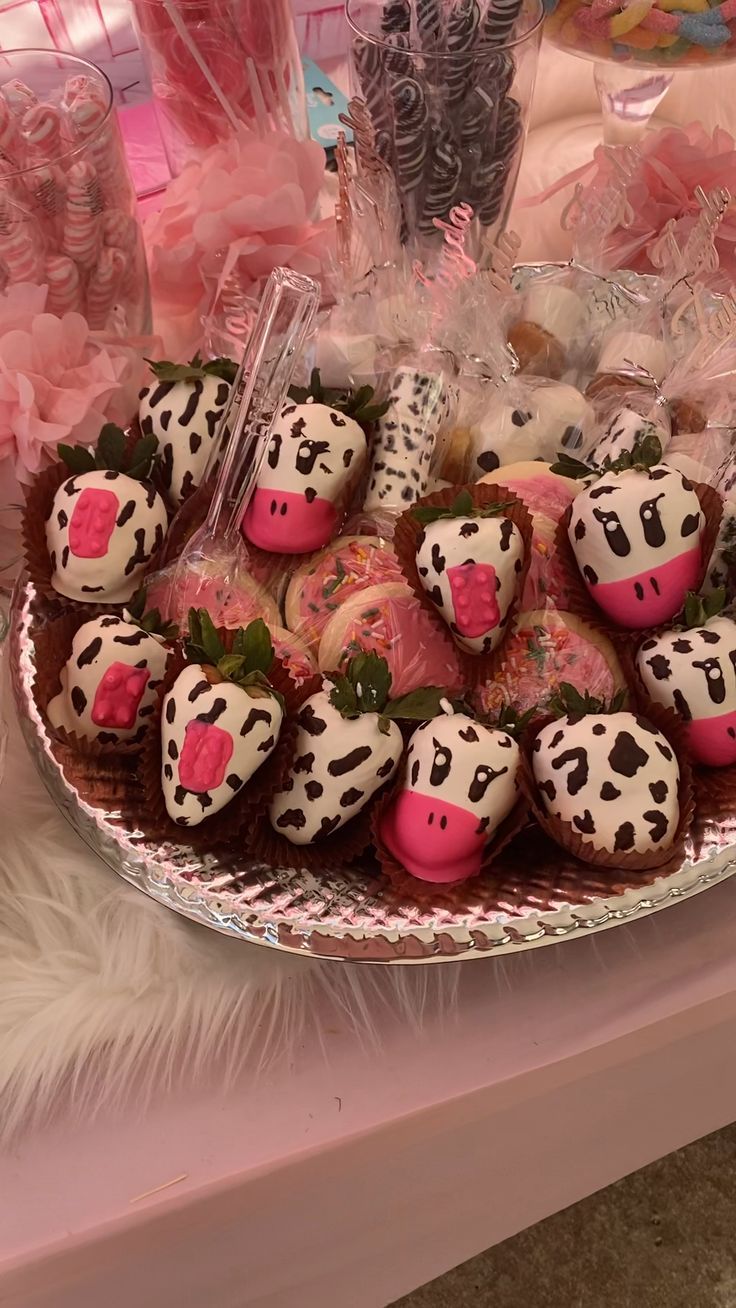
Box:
xmin=68 ymin=487 xmax=120 ymax=559
xmin=178 ymin=719 xmax=234 ymax=792
xmin=91 ymin=661 xmax=149 ymax=729
xmin=447 ymin=562 xmax=500 ymax=638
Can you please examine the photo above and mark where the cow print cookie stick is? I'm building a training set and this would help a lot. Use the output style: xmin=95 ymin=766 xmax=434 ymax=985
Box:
xmin=161 ymin=611 xmax=285 ymax=828
xmin=364 ymin=366 xmax=451 ymax=513
xmin=268 ymin=651 xmax=447 ymax=852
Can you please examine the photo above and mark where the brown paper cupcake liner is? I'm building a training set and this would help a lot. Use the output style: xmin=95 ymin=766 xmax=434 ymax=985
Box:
xmin=370 ymin=761 xmax=531 ymax=895
xmin=31 ymin=607 xmax=175 ymax=758
xmin=520 ymin=700 xmax=695 ymax=874
xmin=128 ymin=642 xmax=319 ymax=853
xmin=393 ymin=481 xmax=535 ymax=691
xmin=49 ymin=734 xmax=139 ymax=821
xmin=553 ymin=479 xmax=724 ymax=654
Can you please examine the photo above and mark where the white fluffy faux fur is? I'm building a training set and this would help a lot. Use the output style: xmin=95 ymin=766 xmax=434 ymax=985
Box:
xmin=0 ymin=707 xmax=458 ymax=1141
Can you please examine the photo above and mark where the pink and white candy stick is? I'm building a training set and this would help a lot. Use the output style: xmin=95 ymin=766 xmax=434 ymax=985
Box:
xmin=62 ymin=160 xmax=102 ymax=268
xmin=67 ymin=94 xmax=127 ymax=205
xmin=45 ymin=253 xmax=83 ymax=315
xmin=101 ymin=208 xmax=136 ymax=252
xmin=86 ymin=246 xmax=126 ymax=329
xmin=23 ymin=162 xmax=65 ymax=220
xmin=2 ymin=79 xmax=37 ymax=116
xmin=21 ymin=103 xmax=62 ymax=158
xmin=62 ymin=75 xmax=107 ymax=110
xmin=0 ymin=199 xmax=43 ymax=283
xmin=0 ymin=98 xmax=22 ymax=165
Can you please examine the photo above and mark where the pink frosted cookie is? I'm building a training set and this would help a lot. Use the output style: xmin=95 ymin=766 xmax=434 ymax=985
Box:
xmin=146 ymin=568 xmax=280 ymax=632
xmin=522 ymin=512 xmax=576 ymax=610
xmin=478 ymin=609 xmax=625 ymax=719
xmin=478 ymin=461 xmax=581 ymax=523
xmin=269 ymin=626 xmax=318 ymax=686
xmin=318 ymin=583 xmax=464 ymax=697
xmin=284 ymin=535 xmax=402 ymax=650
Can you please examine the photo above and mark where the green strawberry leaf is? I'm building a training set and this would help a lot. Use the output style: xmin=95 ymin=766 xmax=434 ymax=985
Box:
xmin=328 ymin=674 xmax=360 ymax=717
xmin=145 ymin=353 xmax=207 ymax=383
xmin=548 ymin=680 xmax=626 ymax=719
xmin=383 ymin=686 xmax=447 ymax=721
xmin=231 ymin=627 xmax=248 ymax=658
xmin=96 ymin=423 xmax=126 ymax=471
xmin=217 ymin=653 xmax=247 ymax=681
xmin=184 ymin=607 xmax=225 ymax=667
xmin=605 ymin=428 xmax=663 ymax=476
xmin=58 ymin=443 xmax=96 ymax=475
xmin=682 ymin=587 xmax=725 ymax=629
xmin=125 ymin=432 xmax=159 ymax=481
xmin=550 ymin=451 xmax=594 ymax=480
xmin=242 ymin=618 xmax=274 ymax=677
xmin=127 ymin=586 xmax=147 ymax=621
xmin=490 ymin=703 xmax=537 ymax=738
xmin=348 ymin=651 xmax=392 ymax=714
xmin=287 ymin=368 xmax=388 ymax=427
xmin=202 ymin=356 xmax=237 ymax=384
xmin=412 ymin=490 xmax=514 ymax=526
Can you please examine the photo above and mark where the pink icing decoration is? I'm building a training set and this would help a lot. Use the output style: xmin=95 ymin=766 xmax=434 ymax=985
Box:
xmin=495 ymin=475 xmax=576 ymax=522
xmin=338 ymin=592 xmax=464 ymax=696
xmin=68 ymin=487 xmax=120 ymax=558
xmin=91 ymin=661 xmax=149 ymax=729
xmin=686 ymin=711 xmax=736 ymax=768
xmin=447 ymin=562 xmax=500 ymax=637
xmin=379 ymin=790 xmax=486 ymax=884
xmin=179 ymin=719 xmax=234 ymax=792
xmin=242 ymin=488 xmax=337 ymax=554
xmin=585 ymin=547 xmax=701 ymax=628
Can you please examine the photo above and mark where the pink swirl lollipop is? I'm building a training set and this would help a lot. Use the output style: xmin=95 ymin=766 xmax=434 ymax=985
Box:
xmin=23 ymin=162 xmax=65 ymax=219
xmin=101 ymin=208 xmax=136 ymax=251
xmin=0 ymin=97 xmax=21 ymax=163
xmin=45 ymin=254 xmax=83 ymax=315
xmin=62 ymin=160 xmax=102 ymax=268
xmin=86 ymin=246 xmax=126 ymax=329
xmin=21 ymin=103 xmax=62 ymax=156
xmin=2 ymin=79 xmax=37 ymax=116
xmin=0 ymin=200 xmax=43 ymax=283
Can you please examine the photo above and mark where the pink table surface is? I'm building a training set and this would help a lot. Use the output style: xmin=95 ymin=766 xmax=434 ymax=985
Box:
xmin=4 ymin=870 xmax=736 ymax=1308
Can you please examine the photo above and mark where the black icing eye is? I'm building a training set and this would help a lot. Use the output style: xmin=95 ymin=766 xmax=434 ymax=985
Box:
xmin=592 ymin=507 xmax=631 ymax=558
xmin=296 ymin=438 xmax=330 ymax=476
xmin=468 ymin=763 xmax=507 ymax=804
xmin=267 ymin=432 xmax=282 ymax=469
xmin=429 ymin=739 xmax=452 ymax=786
xmin=639 ymin=493 xmax=665 ymax=548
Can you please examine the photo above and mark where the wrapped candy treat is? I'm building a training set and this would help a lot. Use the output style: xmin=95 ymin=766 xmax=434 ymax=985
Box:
xmin=458 ymin=377 xmax=593 ymax=480
xmin=363 ymin=362 xmax=455 ymax=514
xmin=584 ymin=388 xmax=671 ymax=469
xmin=508 ymin=275 xmax=588 ymax=379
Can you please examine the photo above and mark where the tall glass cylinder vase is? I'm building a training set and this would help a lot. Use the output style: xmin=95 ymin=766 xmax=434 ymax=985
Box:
xmin=132 ymin=0 xmax=309 ymax=177
xmin=346 ymin=0 xmax=543 ymax=259
xmin=0 ymin=50 xmax=149 ymax=334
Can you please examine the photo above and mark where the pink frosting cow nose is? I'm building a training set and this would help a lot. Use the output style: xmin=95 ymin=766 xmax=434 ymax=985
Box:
xmin=447 ymin=562 xmax=500 ymax=637
xmin=69 ymin=487 xmax=120 ymax=558
xmin=179 ymin=720 xmax=234 ymax=792
xmin=92 ymin=661 xmax=149 ymax=729
xmin=379 ymin=790 xmax=488 ymax=884
xmin=587 ymin=548 xmax=701 ymax=628
xmin=242 ymin=488 xmax=337 ymax=554
xmin=687 ymin=711 xmax=736 ymax=768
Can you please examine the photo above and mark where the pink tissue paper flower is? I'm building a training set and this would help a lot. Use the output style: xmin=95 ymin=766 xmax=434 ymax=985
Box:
xmin=0 ymin=283 xmax=161 ymax=485
xmin=527 ymin=123 xmax=736 ymax=284
xmin=144 ymin=129 xmax=335 ymax=359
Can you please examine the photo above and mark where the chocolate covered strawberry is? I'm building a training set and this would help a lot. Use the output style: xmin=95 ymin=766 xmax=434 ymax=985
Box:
xmin=269 ymin=653 xmax=443 ymax=845
xmin=378 ymin=708 xmax=521 ymax=884
xmin=48 ymin=591 xmax=176 ymax=746
xmin=162 ymin=611 xmax=283 ymax=827
xmin=557 ymin=434 xmax=706 ymax=629
xmin=532 ymin=684 xmax=680 ymax=858
xmin=241 ymin=371 xmax=382 ymax=555
xmin=636 ymin=590 xmax=736 ymax=767
xmin=46 ymin=424 xmax=167 ymax=604
xmin=413 ymin=490 xmax=525 ymax=655
xmin=138 ymin=354 xmax=235 ymax=508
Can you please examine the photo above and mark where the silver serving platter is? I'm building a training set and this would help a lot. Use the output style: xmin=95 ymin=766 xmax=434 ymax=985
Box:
xmin=12 ymin=579 xmax=736 ymax=964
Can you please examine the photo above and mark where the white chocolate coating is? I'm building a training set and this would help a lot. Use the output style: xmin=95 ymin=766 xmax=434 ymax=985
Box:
xmin=364 ymin=368 xmax=450 ymax=512
xmin=269 ymin=690 xmax=402 ymax=845
xmin=521 ymin=283 xmax=586 ymax=349
xmin=46 ymin=470 xmax=168 ymax=605
xmin=533 ymin=711 xmax=680 ymax=854
xmin=161 ymin=665 xmax=283 ymax=827
xmin=138 ymin=372 xmax=232 ymax=508
xmin=47 ymin=615 xmax=167 ymax=745
xmin=636 ymin=617 xmax=736 ymax=726
xmin=588 ymin=409 xmax=670 ymax=467
xmin=597 ymin=331 xmax=669 ymax=384
xmin=416 ymin=515 xmax=524 ymax=655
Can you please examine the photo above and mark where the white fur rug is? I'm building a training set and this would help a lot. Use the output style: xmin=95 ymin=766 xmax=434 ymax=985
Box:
xmin=0 ymin=705 xmax=458 ymax=1141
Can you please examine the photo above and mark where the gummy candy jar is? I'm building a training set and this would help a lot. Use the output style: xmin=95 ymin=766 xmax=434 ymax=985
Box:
xmin=544 ymin=0 xmax=736 ymax=145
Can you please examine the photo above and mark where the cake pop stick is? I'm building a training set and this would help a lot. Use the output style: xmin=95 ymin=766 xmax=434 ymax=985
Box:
xmin=0 ymin=199 xmax=43 ymax=283
xmin=45 ymin=254 xmax=83 ymax=315
xmin=62 ymin=160 xmax=102 ymax=268
xmin=86 ymin=246 xmax=126 ymax=329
